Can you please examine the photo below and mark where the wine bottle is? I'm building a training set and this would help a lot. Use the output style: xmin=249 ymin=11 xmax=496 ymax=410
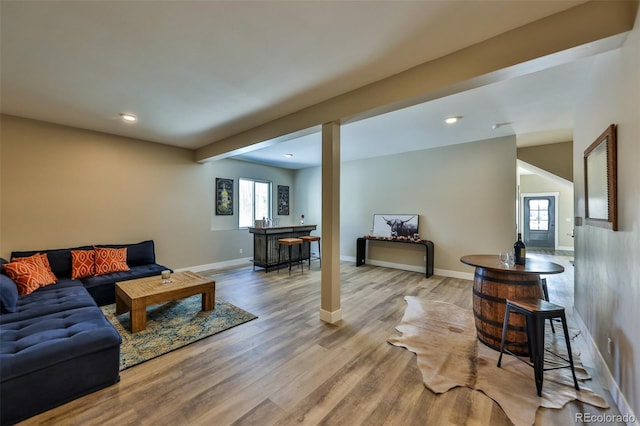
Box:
xmin=514 ymin=233 xmax=526 ymax=265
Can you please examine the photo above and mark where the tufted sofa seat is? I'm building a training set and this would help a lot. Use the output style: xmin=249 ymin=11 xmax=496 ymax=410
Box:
xmin=0 ymin=280 xmax=121 ymax=424
xmin=0 ymin=240 xmax=172 ymax=424
xmin=0 ymin=279 xmax=92 ymax=323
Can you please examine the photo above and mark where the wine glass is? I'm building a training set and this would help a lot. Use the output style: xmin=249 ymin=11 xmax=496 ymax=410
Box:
xmin=504 ymin=252 xmax=514 ymax=268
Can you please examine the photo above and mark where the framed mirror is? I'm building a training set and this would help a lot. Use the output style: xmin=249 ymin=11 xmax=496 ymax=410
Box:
xmin=584 ymin=124 xmax=617 ymax=231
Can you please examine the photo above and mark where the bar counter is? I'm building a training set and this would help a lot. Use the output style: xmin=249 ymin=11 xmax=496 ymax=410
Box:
xmin=249 ymin=225 xmax=317 ymax=272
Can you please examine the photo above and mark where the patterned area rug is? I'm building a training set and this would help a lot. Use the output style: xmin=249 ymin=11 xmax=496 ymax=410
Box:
xmin=388 ymin=297 xmax=609 ymax=426
xmin=101 ymin=295 xmax=257 ymax=370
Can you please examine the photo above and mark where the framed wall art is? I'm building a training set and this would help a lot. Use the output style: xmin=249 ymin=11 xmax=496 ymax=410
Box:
xmin=584 ymin=124 xmax=617 ymax=231
xmin=215 ymin=178 xmax=234 ymax=215
xmin=277 ymin=185 xmax=289 ymax=215
xmin=372 ymin=214 xmax=419 ymax=237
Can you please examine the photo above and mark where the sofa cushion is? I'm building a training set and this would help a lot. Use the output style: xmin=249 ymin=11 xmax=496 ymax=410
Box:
xmin=10 ymin=241 xmax=165 ymax=306
xmin=11 ymin=246 xmax=93 ymax=279
xmin=94 ymin=247 xmax=129 ymax=275
xmin=0 ymin=306 xmax=121 ymax=381
xmin=0 ymin=303 xmax=121 ymax=425
xmin=3 ymin=259 xmax=57 ymax=295
xmin=0 ymin=280 xmax=94 ymax=324
xmin=34 ymin=278 xmax=85 ymax=291
xmin=71 ymin=250 xmax=96 ymax=279
xmin=81 ymin=264 xmax=169 ymax=289
xmin=0 ymin=274 xmax=19 ymax=314
xmin=97 ymin=240 xmax=156 ymax=267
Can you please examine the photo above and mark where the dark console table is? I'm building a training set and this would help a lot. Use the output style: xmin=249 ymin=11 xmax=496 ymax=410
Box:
xmin=356 ymin=236 xmax=434 ymax=278
xmin=249 ymin=225 xmax=317 ymax=272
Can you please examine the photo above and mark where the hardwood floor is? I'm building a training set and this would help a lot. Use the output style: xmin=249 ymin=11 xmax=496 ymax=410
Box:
xmin=25 ymin=256 xmax=623 ymax=425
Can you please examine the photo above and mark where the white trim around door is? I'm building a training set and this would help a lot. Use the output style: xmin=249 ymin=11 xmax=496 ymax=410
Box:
xmin=520 ymin=192 xmax=560 ymax=250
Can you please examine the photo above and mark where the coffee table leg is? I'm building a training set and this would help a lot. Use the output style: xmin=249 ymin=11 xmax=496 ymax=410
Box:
xmin=115 ymin=293 xmax=127 ymax=315
xmin=202 ymin=288 xmax=215 ymax=311
xmin=130 ymin=300 xmax=146 ymax=333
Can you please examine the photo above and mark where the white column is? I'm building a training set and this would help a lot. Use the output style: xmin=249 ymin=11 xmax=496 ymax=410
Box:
xmin=320 ymin=121 xmax=341 ymax=323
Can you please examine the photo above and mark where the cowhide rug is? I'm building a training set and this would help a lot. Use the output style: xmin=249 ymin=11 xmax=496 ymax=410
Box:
xmin=388 ymin=296 xmax=609 ymax=426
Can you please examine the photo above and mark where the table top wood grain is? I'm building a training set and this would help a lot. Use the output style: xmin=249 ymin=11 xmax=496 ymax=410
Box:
xmin=460 ymin=254 xmax=564 ymax=275
xmin=116 ymin=270 xmax=214 ymax=299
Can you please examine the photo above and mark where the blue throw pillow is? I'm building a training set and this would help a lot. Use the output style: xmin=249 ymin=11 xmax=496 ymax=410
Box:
xmin=0 ymin=273 xmax=19 ymax=313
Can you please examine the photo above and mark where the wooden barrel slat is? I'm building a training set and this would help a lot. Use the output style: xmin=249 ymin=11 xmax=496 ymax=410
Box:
xmin=472 ymin=267 xmax=543 ymax=356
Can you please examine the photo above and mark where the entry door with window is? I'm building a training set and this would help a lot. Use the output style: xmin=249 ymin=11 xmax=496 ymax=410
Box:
xmin=523 ymin=196 xmax=555 ymax=248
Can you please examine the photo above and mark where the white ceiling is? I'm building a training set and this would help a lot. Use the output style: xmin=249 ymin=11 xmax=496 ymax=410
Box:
xmin=0 ymin=1 xmax=625 ymax=169
xmin=232 ymin=58 xmax=593 ymax=169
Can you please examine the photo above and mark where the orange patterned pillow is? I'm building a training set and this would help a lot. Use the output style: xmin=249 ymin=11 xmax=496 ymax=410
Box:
xmin=94 ymin=247 xmax=129 ymax=276
xmin=39 ymin=253 xmax=55 ymax=278
xmin=71 ymin=249 xmax=96 ymax=279
xmin=4 ymin=260 xmax=56 ymax=295
xmin=11 ymin=253 xmax=57 ymax=286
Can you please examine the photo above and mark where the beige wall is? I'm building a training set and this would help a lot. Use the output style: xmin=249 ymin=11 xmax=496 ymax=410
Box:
xmin=293 ymin=166 xmax=322 ymax=237
xmin=294 ymin=136 xmax=518 ymax=275
xmin=517 ymin=141 xmax=573 ymax=182
xmin=335 ymin=136 xmax=517 ymax=274
xmin=207 ymin=158 xmax=295 ymax=262
xmin=519 ymin=174 xmax=574 ymax=250
xmin=1 ymin=115 xmax=210 ymax=267
xmin=0 ymin=115 xmax=294 ymax=269
xmin=573 ymin=6 xmax=640 ymax=417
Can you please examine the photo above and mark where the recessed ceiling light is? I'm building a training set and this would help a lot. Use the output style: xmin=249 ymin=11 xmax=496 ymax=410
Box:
xmin=445 ymin=115 xmax=463 ymax=124
xmin=119 ymin=113 xmax=137 ymax=123
xmin=284 ymin=153 xmax=294 ymax=158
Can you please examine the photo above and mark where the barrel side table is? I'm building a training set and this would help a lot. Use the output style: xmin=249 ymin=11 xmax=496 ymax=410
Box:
xmin=460 ymin=255 xmax=564 ymax=356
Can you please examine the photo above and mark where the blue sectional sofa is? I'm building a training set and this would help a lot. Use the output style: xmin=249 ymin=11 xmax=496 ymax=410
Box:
xmin=0 ymin=240 xmax=171 ymax=424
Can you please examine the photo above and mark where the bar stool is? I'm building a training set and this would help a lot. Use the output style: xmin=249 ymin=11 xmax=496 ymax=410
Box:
xmin=277 ymin=238 xmax=303 ymax=275
xmin=300 ymin=235 xmax=321 ymax=268
xmin=540 ymin=277 xmax=555 ymax=333
xmin=497 ymin=298 xmax=580 ymax=397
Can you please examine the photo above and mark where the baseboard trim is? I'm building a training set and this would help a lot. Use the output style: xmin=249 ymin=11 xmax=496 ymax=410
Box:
xmin=176 ymin=257 xmax=254 ymax=273
xmin=365 ymin=259 xmax=424 ymax=274
xmin=340 ymin=256 xmax=473 ymax=280
xmin=185 ymin=256 xmax=475 ymax=281
xmin=573 ymin=310 xmax=638 ymax=425
xmin=320 ymin=308 xmax=342 ymax=324
xmin=558 ymin=245 xmax=575 ymax=251
xmin=434 ymin=268 xmax=474 ymax=280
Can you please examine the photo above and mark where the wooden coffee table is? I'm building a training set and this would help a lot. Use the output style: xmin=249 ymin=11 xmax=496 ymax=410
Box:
xmin=115 ymin=271 xmax=215 ymax=333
